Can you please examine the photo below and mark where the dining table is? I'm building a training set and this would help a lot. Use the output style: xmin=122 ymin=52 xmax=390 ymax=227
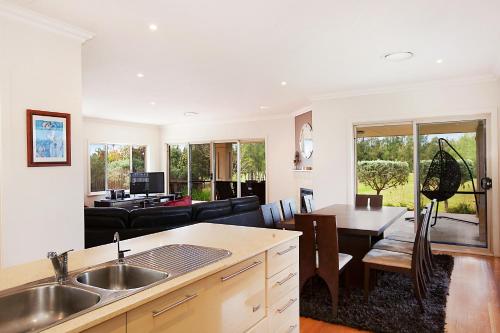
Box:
xmin=312 ymin=204 xmax=408 ymax=287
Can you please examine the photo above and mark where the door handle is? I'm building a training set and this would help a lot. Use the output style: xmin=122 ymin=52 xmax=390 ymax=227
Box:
xmin=481 ymin=177 xmax=492 ymax=190
xmin=152 ymin=294 xmax=198 ymax=317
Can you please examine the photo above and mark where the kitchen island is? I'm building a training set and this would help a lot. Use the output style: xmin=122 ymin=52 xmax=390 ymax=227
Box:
xmin=0 ymin=223 xmax=301 ymax=333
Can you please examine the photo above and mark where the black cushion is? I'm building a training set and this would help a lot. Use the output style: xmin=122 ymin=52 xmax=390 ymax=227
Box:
xmin=192 ymin=200 xmax=232 ymax=221
xmin=84 ymin=207 xmax=128 ymax=229
xmin=129 ymin=206 xmax=192 ymax=228
xmin=230 ymin=196 xmax=260 ymax=214
xmin=207 ymin=210 xmax=266 ymax=228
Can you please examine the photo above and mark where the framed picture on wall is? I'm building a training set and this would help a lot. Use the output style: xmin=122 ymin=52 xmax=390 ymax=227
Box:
xmin=27 ymin=109 xmax=71 ymax=167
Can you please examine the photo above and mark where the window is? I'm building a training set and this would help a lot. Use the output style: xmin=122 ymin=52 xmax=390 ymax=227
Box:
xmin=89 ymin=144 xmax=147 ymax=193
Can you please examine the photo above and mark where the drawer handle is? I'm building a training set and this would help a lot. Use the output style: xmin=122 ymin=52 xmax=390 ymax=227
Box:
xmin=276 ymin=272 xmax=297 ymax=286
xmin=288 ymin=324 xmax=298 ymax=332
xmin=277 ymin=245 xmax=296 ymax=256
xmin=152 ymin=294 xmax=198 ymax=317
xmin=277 ymin=297 xmax=298 ymax=314
xmin=221 ymin=261 xmax=262 ymax=282
xmin=252 ymin=304 xmax=261 ymax=312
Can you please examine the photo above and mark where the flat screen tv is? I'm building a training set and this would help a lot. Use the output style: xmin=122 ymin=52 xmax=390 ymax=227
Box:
xmin=130 ymin=172 xmax=165 ymax=196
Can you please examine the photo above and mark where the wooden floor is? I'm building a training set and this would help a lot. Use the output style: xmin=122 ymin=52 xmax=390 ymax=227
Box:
xmin=300 ymin=253 xmax=500 ymax=333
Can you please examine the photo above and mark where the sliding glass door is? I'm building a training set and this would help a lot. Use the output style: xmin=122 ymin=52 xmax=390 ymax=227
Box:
xmin=168 ymin=144 xmax=188 ymax=196
xmin=190 ymin=143 xmax=212 ymax=201
xmin=417 ymin=120 xmax=489 ymax=247
xmin=214 ymin=142 xmax=238 ymax=200
xmin=167 ymin=140 xmax=266 ymax=203
xmin=354 ymin=118 xmax=491 ymax=249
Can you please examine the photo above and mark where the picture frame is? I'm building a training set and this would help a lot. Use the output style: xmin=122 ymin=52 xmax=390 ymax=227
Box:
xmin=27 ymin=109 xmax=71 ymax=167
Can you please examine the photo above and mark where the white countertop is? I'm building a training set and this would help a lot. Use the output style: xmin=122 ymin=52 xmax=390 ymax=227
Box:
xmin=0 ymin=223 xmax=301 ymax=332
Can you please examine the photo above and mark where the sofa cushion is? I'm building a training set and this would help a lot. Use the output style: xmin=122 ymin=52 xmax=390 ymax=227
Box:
xmin=84 ymin=207 xmax=128 ymax=229
xmin=129 ymin=206 xmax=193 ymax=228
xmin=230 ymin=196 xmax=260 ymax=214
xmin=192 ymin=200 xmax=232 ymax=221
xmin=207 ymin=210 xmax=266 ymax=228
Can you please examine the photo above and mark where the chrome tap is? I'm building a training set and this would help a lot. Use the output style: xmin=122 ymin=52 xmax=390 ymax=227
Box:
xmin=113 ymin=232 xmax=130 ymax=263
xmin=47 ymin=249 xmax=73 ymax=283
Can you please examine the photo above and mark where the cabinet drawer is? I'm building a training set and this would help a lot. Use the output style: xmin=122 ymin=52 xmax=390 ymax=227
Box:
xmin=82 ymin=314 xmax=126 ymax=333
xmin=127 ymin=278 xmax=208 ymax=333
xmin=216 ymin=253 xmax=266 ymax=333
xmin=266 ymin=238 xmax=299 ymax=278
xmin=269 ymin=287 xmax=300 ymax=333
xmin=245 ymin=317 xmax=268 ymax=333
xmin=267 ymin=263 xmax=299 ymax=305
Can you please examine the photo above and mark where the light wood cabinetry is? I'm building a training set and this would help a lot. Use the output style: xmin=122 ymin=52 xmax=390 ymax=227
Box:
xmin=84 ymin=237 xmax=299 ymax=333
xmin=82 ymin=314 xmax=126 ymax=333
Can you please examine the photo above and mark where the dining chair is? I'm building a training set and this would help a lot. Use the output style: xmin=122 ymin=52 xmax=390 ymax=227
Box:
xmin=355 ymin=194 xmax=383 ymax=208
xmin=303 ymin=194 xmax=315 ymax=213
xmin=260 ymin=202 xmax=282 ymax=228
xmin=362 ymin=201 xmax=434 ymax=311
xmin=372 ymin=200 xmax=436 ymax=281
xmin=295 ymin=214 xmax=353 ymax=317
xmin=280 ymin=198 xmax=297 ymax=221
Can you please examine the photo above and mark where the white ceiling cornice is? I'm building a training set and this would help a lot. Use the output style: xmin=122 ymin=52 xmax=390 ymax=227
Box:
xmin=0 ymin=1 xmax=93 ymax=42
xmin=311 ymin=74 xmax=499 ymax=101
xmin=291 ymin=105 xmax=312 ymax=117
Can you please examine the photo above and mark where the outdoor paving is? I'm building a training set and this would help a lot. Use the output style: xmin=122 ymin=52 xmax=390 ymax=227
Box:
xmin=385 ymin=211 xmax=486 ymax=248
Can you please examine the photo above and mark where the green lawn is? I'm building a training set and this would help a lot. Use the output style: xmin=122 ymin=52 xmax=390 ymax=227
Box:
xmin=357 ymin=173 xmax=477 ymax=213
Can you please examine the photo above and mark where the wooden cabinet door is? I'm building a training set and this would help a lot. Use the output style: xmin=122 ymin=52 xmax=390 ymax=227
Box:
xmin=82 ymin=314 xmax=126 ymax=333
xmin=213 ymin=253 xmax=266 ymax=333
xmin=127 ymin=278 xmax=211 ymax=333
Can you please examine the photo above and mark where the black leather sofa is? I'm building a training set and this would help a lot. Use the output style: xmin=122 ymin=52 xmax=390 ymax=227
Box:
xmin=85 ymin=196 xmax=265 ymax=248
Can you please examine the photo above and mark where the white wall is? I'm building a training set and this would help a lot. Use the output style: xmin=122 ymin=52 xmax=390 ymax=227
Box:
xmin=83 ymin=117 xmax=162 ymax=206
xmin=0 ymin=16 xmax=86 ymax=266
xmin=312 ymin=79 xmax=500 ymax=255
xmin=161 ymin=116 xmax=295 ymax=204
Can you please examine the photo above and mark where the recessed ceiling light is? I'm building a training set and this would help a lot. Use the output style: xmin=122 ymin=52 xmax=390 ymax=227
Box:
xmin=383 ymin=52 xmax=414 ymax=62
xmin=136 ymin=73 xmax=144 ymax=78
xmin=259 ymin=106 xmax=270 ymax=110
xmin=436 ymin=59 xmax=443 ymax=64
xmin=281 ymin=81 xmax=288 ymax=86
xmin=149 ymin=24 xmax=158 ymax=31
xmin=150 ymin=102 xmax=156 ymax=106
xmin=184 ymin=112 xmax=198 ymax=117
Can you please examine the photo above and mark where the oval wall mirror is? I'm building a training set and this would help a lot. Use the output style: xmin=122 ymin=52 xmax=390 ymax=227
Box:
xmin=300 ymin=123 xmax=313 ymax=159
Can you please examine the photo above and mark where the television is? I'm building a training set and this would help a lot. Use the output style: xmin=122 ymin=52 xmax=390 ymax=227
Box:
xmin=130 ymin=172 xmax=165 ymax=196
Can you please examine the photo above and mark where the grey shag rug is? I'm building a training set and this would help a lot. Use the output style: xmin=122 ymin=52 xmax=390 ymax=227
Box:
xmin=300 ymin=254 xmax=454 ymax=333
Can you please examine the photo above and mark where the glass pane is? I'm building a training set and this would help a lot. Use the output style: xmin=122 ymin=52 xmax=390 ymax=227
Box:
xmin=240 ymin=141 xmax=266 ymax=204
xmin=89 ymin=144 xmax=106 ymax=192
xmin=132 ymin=145 xmax=147 ymax=172
xmin=215 ymin=143 xmax=237 ymax=200
xmin=107 ymin=144 xmax=131 ymax=190
xmin=355 ymin=124 xmax=414 ymax=210
xmin=168 ymin=144 xmax=188 ymax=196
xmin=190 ymin=143 xmax=212 ymax=201
xmin=418 ymin=120 xmax=487 ymax=248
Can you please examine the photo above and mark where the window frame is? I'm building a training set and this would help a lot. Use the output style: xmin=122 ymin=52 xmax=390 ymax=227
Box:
xmin=87 ymin=142 xmax=148 ymax=196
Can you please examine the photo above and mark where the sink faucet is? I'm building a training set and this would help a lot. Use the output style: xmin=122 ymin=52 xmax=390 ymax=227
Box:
xmin=47 ymin=249 xmax=73 ymax=283
xmin=113 ymin=232 xmax=130 ymax=263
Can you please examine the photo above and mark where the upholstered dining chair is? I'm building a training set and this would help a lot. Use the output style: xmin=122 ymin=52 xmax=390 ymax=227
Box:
xmin=261 ymin=202 xmax=282 ymax=228
xmin=280 ymin=198 xmax=297 ymax=221
xmin=355 ymin=194 xmax=383 ymax=208
xmin=373 ymin=200 xmax=437 ymax=281
xmin=295 ymin=214 xmax=352 ymax=317
xmin=303 ymin=194 xmax=315 ymax=213
xmin=362 ymin=201 xmax=434 ymax=311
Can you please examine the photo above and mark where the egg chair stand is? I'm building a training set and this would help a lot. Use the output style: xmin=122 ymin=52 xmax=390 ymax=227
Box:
xmin=420 ymin=138 xmax=480 ymax=227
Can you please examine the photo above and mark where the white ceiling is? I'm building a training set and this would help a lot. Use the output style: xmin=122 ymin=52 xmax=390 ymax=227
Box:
xmin=9 ymin=0 xmax=500 ymax=124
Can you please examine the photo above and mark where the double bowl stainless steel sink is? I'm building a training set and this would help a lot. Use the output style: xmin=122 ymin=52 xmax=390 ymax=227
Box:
xmin=0 ymin=244 xmax=231 ymax=333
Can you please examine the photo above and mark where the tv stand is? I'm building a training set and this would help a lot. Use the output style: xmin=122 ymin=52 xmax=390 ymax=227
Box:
xmin=94 ymin=194 xmax=175 ymax=210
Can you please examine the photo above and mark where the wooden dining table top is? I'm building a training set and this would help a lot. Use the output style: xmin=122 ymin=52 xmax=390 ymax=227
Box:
xmin=312 ymin=204 xmax=407 ymax=236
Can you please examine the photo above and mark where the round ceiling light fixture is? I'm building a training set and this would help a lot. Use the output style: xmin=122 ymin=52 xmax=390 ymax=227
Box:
xmin=383 ymin=51 xmax=414 ymax=62
xmin=149 ymin=24 xmax=158 ymax=31
xmin=184 ymin=112 xmax=198 ymax=117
